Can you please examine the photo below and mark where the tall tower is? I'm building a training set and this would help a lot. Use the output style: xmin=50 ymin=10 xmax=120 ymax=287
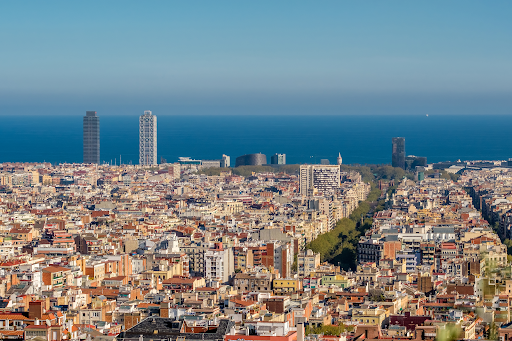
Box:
xmin=83 ymin=111 xmax=100 ymax=164
xmin=392 ymin=137 xmax=405 ymax=169
xmin=337 ymin=153 xmax=342 ymax=165
xmin=139 ymin=110 xmax=157 ymax=166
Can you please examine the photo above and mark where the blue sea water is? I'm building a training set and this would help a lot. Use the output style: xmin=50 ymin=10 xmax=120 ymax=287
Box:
xmin=0 ymin=115 xmax=511 ymax=165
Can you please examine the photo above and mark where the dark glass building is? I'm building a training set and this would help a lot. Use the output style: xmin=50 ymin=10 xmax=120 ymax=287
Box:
xmin=405 ymin=156 xmax=427 ymax=170
xmin=270 ymin=153 xmax=286 ymax=165
xmin=392 ymin=137 xmax=405 ymax=169
xmin=235 ymin=153 xmax=267 ymax=167
xmin=83 ymin=111 xmax=100 ymax=164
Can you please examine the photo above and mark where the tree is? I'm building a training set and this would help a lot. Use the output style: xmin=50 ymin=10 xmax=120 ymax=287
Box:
xmin=305 ymin=324 xmax=352 ymax=336
xmin=504 ymin=239 xmax=512 ymax=255
xmin=368 ymin=288 xmax=385 ymax=302
xmin=488 ymin=321 xmax=498 ymax=341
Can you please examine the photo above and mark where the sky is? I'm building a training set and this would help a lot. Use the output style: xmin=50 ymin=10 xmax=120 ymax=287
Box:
xmin=1 ymin=1 xmax=512 ymax=115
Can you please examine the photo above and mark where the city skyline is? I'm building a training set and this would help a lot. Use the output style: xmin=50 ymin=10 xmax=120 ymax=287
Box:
xmin=2 ymin=2 xmax=512 ymax=340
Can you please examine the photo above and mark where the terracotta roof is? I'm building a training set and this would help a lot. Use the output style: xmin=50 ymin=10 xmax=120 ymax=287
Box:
xmin=42 ymin=266 xmax=71 ymax=273
xmin=230 ymin=299 xmax=257 ymax=307
xmin=0 ymin=314 xmax=30 ymax=320
xmin=0 ymin=330 xmax=24 ymax=336
xmin=137 ymin=303 xmax=159 ymax=309
xmin=162 ymin=278 xmax=196 ymax=285
xmin=25 ymin=325 xmax=49 ymax=329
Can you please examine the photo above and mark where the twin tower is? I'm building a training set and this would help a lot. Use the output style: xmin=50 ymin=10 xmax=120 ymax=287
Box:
xmin=83 ymin=110 xmax=157 ymax=166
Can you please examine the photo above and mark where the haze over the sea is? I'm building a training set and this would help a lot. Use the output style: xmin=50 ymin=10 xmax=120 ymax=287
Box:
xmin=1 ymin=1 xmax=511 ymax=116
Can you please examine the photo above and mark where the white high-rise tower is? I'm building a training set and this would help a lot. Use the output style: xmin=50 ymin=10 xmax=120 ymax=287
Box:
xmin=139 ymin=110 xmax=157 ymax=166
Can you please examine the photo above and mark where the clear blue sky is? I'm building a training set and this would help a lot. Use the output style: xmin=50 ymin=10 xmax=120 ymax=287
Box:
xmin=1 ymin=1 xmax=511 ymax=115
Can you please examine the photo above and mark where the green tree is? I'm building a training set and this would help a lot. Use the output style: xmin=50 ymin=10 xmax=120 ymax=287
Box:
xmin=305 ymin=324 xmax=352 ymax=336
xmin=504 ymin=239 xmax=512 ymax=255
xmin=292 ymin=254 xmax=298 ymax=272
xmin=488 ymin=322 xmax=498 ymax=341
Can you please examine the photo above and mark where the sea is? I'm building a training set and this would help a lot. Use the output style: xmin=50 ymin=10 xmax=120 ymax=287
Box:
xmin=0 ymin=114 xmax=511 ymax=166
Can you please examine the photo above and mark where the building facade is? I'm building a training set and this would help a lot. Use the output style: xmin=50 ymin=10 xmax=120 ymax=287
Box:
xmin=221 ymin=154 xmax=231 ymax=168
xmin=83 ymin=111 xmax=100 ymax=164
xmin=299 ymin=165 xmax=341 ymax=195
xmin=392 ymin=137 xmax=405 ymax=169
xmin=235 ymin=153 xmax=267 ymax=167
xmin=139 ymin=110 xmax=157 ymax=166
xmin=204 ymin=244 xmax=234 ymax=284
xmin=271 ymin=153 xmax=286 ymax=165
xmin=297 ymin=249 xmax=320 ymax=277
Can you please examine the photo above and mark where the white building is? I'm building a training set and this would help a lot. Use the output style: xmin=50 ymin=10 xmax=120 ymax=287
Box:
xmin=204 ymin=244 xmax=234 ymax=284
xmin=139 ymin=110 xmax=157 ymax=166
xmin=300 ymin=164 xmax=341 ymax=195
xmin=221 ymin=154 xmax=230 ymax=168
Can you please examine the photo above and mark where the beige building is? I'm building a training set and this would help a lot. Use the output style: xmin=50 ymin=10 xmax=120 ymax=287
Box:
xmin=297 ymin=249 xmax=320 ymax=277
xmin=300 ymin=165 xmax=341 ymax=195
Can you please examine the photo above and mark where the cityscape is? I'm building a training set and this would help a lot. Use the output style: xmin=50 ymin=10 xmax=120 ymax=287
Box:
xmin=2 ymin=2 xmax=512 ymax=341
xmin=2 ymin=116 xmax=512 ymax=341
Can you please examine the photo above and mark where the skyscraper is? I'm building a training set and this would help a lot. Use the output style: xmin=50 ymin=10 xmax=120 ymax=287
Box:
xmin=392 ymin=137 xmax=405 ymax=169
xmin=83 ymin=111 xmax=100 ymax=164
xmin=139 ymin=110 xmax=157 ymax=166
xmin=271 ymin=153 xmax=286 ymax=165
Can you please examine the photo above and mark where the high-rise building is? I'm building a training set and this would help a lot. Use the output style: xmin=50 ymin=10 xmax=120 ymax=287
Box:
xmin=300 ymin=165 xmax=312 ymax=195
xmin=300 ymin=164 xmax=341 ymax=195
xmin=221 ymin=154 xmax=230 ymax=168
xmin=139 ymin=111 xmax=157 ymax=166
xmin=270 ymin=153 xmax=286 ymax=165
xmin=83 ymin=111 xmax=100 ymax=164
xmin=392 ymin=137 xmax=405 ymax=169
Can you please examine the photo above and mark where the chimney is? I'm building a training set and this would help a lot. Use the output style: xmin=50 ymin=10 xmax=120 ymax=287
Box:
xmin=297 ymin=323 xmax=304 ymax=341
